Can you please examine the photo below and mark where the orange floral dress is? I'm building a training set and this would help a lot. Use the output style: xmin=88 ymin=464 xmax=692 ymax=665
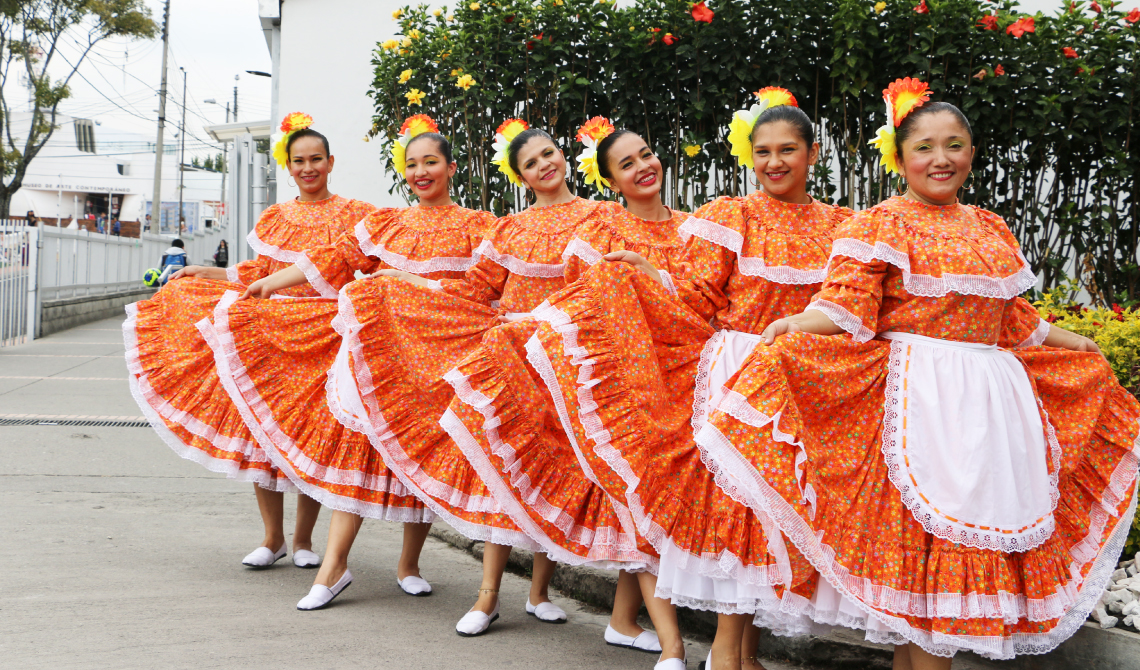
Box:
xmin=205 ymin=204 xmax=492 ymax=520
xmin=327 ymin=197 xmax=644 ymax=554
xmin=123 ymin=195 xmax=374 ymax=492
xmin=439 ymin=207 xmax=690 ymax=569
xmin=501 ymin=191 xmax=851 ymax=607
xmin=695 ymin=196 xmax=1140 ymax=658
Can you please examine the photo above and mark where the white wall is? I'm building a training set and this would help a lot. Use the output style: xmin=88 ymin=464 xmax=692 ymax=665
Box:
xmin=274 ymin=0 xmax=405 ymax=207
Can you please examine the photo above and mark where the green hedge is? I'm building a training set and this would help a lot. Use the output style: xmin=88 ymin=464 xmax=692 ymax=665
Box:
xmin=370 ymin=0 xmax=1139 ymax=301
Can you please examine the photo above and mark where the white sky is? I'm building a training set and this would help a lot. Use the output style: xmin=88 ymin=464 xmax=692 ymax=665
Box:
xmin=23 ymin=0 xmax=1060 ymax=163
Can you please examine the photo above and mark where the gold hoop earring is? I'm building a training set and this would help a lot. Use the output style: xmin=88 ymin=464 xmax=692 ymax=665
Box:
xmin=748 ymin=171 xmax=759 ymax=188
xmin=288 ymin=176 xmax=297 ymax=188
xmin=964 ymin=171 xmax=975 ymax=191
xmin=327 ymin=173 xmax=332 ymax=186
xmin=896 ymin=176 xmax=907 ymax=196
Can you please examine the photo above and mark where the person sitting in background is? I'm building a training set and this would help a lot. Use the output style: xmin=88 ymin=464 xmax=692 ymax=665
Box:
xmin=158 ymin=239 xmax=187 ymax=285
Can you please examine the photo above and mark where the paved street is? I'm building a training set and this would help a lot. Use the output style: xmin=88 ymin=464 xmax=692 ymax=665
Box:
xmin=0 ymin=316 xmax=814 ymax=670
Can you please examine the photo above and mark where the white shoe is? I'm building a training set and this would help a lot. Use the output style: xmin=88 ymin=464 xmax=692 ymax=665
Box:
xmin=605 ymin=625 xmax=662 ymax=653
xmin=456 ymin=603 xmax=499 ymax=637
xmin=655 ymin=657 xmax=687 ymax=670
xmin=525 ymin=599 xmax=567 ymax=623
xmin=398 ymin=575 xmax=432 ymax=596
xmin=292 ymin=548 xmax=321 ymax=569
xmin=696 ymin=650 xmax=712 ymax=670
xmin=296 ymin=569 xmax=353 ymax=611
xmin=242 ymin=544 xmax=286 ymax=568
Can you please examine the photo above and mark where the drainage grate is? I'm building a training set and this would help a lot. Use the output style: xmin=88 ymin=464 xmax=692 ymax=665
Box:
xmin=0 ymin=418 xmax=150 ymax=428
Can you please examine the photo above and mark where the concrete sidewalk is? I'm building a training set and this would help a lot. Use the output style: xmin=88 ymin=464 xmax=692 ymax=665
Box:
xmin=2 ymin=316 xmax=736 ymax=670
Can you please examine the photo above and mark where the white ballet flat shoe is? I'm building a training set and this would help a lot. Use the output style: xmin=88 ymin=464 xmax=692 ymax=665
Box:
xmin=241 ymin=543 xmax=286 ymax=568
xmin=456 ymin=603 xmax=500 ymax=637
xmin=292 ymin=549 xmax=321 ymax=569
xmin=525 ymin=599 xmax=567 ymax=623
xmin=397 ymin=575 xmax=433 ymax=596
xmin=296 ymin=569 xmax=353 ymax=611
xmin=604 ymin=625 xmax=662 ymax=653
xmin=696 ymin=650 xmax=712 ymax=670
xmin=654 ymin=657 xmax=687 ymax=670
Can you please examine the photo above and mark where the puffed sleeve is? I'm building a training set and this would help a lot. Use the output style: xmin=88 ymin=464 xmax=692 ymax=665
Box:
xmin=666 ymin=198 xmax=743 ymax=320
xmin=228 ymin=257 xmax=271 ymax=285
xmin=433 ymin=256 xmax=509 ymax=305
xmin=806 ymin=255 xmax=886 ymax=343
xmin=295 ymin=230 xmax=378 ymax=298
xmin=1000 ymin=297 xmax=1050 ymax=348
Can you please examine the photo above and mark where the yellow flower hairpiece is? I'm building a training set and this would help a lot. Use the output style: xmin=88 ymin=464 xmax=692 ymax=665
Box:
xmin=869 ymin=77 xmax=931 ymax=175
xmin=490 ymin=118 xmax=530 ymax=187
xmin=270 ymin=112 xmax=315 ymax=169
xmin=391 ymin=114 xmax=440 ymax=176
xmin=575 ymin=116 xmax=616 ymax=193
xmin=726 ymin=87 xmax=798 ymax=168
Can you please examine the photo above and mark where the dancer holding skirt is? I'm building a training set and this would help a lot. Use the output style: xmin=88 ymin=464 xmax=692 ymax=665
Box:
xmin=695 ymin=79 xmax=1138 ymax=668
xmin=218 ymin=116 xmax=490 ymax=609
xmin=124 ymin=114 xmax=369 ymax=570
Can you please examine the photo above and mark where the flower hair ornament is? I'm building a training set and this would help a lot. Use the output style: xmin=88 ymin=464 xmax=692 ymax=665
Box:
xmin=575 ymin=116 xmax=616 ymax=193
xmin=271 ymin=112 xmax=315 ymax=169
xmin=490 ymin=118 xmax=530 ymax=187
xmin=869 ymin=77 xmax=931 ymax=175
xmin=726 ymin=87 xmax=798 ymax=167
xmin=391 ymin=114 xmax=441 ymax=176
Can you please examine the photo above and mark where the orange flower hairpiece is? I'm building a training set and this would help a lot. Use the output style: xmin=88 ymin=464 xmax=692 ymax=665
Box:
xmin=727 ymin=86 xmax=798 ymax=167
xmin=271 ymin=112 xmax=316 ymax=169
xmin=575 ymin=116 xmax=616 ymax=193
xmin=490 ymin=118 xmax=530 ymax=187
xmin=869 ymin=77 xmax=931 ymax=175
xmin=391 ymin=114 xmax=441 ymax=176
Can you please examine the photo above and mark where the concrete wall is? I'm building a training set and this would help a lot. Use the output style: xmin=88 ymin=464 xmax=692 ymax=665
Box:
xmin=274 ymin=0 xmax=405 ymax=208
xmin=40 ymin=287 xmax=155 ymax=337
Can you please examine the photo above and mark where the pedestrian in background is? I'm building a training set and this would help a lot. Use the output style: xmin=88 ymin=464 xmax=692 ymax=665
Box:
xmin=213 ymin=240 xmax=229 ymax=268
xmin=112 ymin=219 xmax=121 ymax=236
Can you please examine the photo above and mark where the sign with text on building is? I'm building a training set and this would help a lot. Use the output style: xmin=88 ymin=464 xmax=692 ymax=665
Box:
xmin=20 ymin=181 xmax=138 ymax=194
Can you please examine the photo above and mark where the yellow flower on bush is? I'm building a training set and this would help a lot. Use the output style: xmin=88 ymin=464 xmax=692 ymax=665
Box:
xmin=447 ymin=14 xmax=455 ymax=21
xmin=432 ymin=8 xmax=443 ymax=17
xmin=874 ymin=1 xmax=886 ymax=12
xmin=405 ymin=88 xmax=426 ymax=106
xmin=398 ymin=69 xmax=413 ymax=84
xmin=470 ymin=2 xmax=480 ymax=9
xmin=451 ymin=68 xmax=463 ymax=76
xmin=392 ymin=8 xmax=404 ymax=19
xmin=381 ymin=39 xmax=398 ymax=50
xmin=456 ymin=74 xmax=476 ymax=90
xmin=553 ymin=0 xmax=563 ymax=5
xmin=409 ymin=28 xmax=422 ymax=39
xmin=684 ymin=144 xmax=702 ymax=157
xmin=401 ymin=37 xmax=412 ymax=47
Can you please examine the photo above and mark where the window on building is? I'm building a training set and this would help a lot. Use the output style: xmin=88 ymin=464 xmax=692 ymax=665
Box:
xmin=73 ymin=120 xmax=97 ymax=153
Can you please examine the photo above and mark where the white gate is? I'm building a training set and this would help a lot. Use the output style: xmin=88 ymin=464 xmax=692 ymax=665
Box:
xmin=0 ymin=221 xmax=37 ymax=347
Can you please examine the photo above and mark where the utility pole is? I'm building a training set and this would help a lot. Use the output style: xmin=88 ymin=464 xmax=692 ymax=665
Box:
xmin=221 ymin=102 xmax=229 ymax=226
xmin=233 ymin=74 xmax=239 ymax=122
xmin=177 ymin=67 xmax=187 ymax=236
xmin=150 ymin=0 xmax=171 ymax=235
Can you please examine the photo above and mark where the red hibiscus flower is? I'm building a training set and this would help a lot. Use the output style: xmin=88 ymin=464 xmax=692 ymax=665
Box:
xmin=1007 ymin=16 xmax=1035 ymax=36
xmin=976 ymin=13 xmax=998 ymax=30
xmin=994 ymin=64 xmax=1006 ymax=75
xmin=1046 ymin=313 xmax=1058 ymax=323
xmin=526 ymin=32 xmax=543 ymax=50
xmin=1113 ymin=303 xmax=1124 ymax=314
xmin=1128 ymin=8 xmax=1140 ymax=23
xmin=914 ymin=0 xmax=929 ymax=13
xmin=1091 ymin=1 xmax=1102 ymax=12
xmin=1063 ymin=46 xmax=1079 ymax=57
xmin=663 ymin=32 xmax=677 ymax=45
xmin=691 ymin=1 xmax=714 ymax=23
xmin=505 ymin=14 xmax=515 ymax=23
xmin=650 ymin=27 xmax=661 ymax=32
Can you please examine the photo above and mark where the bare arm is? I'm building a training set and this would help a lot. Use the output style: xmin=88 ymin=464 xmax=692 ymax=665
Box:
xmin=370 ymin=268 xmax=437 ymax=289
xmin=170 ymin=265 xmax=228 ymax=281
xmin=760 ymin=309 xmax=845 ymax=345
xmin=239 ymin=265 xmax=307 ymax=300
xmin=604 ymin=250 xmax=663 ymax=286
xmin=1043 ymin=323 xmax=1103 ymax=358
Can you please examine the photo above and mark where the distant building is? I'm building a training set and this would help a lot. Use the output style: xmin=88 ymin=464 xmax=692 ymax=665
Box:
xmin=6 ymin=111 xmax=223 ymax=236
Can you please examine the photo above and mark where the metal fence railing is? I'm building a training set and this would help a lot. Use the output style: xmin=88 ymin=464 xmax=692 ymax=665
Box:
xmin=0 ymin=220 xmax=230 ymax=347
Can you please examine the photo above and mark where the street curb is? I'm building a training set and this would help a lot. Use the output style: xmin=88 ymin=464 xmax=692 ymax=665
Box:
xmin=428 ymin=525 xmax=1140 ymax=669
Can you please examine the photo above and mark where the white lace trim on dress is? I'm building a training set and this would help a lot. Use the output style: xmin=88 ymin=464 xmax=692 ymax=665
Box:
xmin=561 ymin=237 xmax=605 ymax=266
xmin=247 ymin=229 xmax=307 ymax=264
xmin=1018 ymin=318 xmax=1051 ymax=348
xmin=829 ymin=237 xmax=1038 ymax=300
xmin=678 ymin=216 xmax=828 ymax=285
xmin=224 ymin=265 xmax=240 ymax=283
xmin=659 ymin=271 xmax=678 ymax=298
xmin=294 ymin=253 xmax=340 ymax=299
xmin=476 ymin=239 xmax=566 ymax=278
xmin=354 ymin=218 xmax=482 ymax=274
xmin=805 ymin=299 xmax=875 ymax=343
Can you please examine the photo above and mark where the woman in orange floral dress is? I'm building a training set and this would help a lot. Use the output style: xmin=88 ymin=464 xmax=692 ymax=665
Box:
xmin=438 ymin=123 xmax=693 ymax=667
xmin=220 ymin=118 xmax=493 ymax=610
xmin=694 ymin=81 xmax=1137 ymax=669
xmin=506 ymin=91 xmax=853 ymax=670
xmin=123 ymin=117 xmax=370 ymax=570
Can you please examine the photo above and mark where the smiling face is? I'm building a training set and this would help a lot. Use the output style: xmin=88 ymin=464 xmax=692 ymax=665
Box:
xmin=897 ymin=110 xmax=975 ymax=206
xmin=288 ymin=135 xmax=334 ymax=197
xmin=603 ymin=133 xmax=663 ymax=201
xmin=751 ymin=120 xmax=818 ymax=204
xmin=404 ymin=136 xmax=456 ymax=203
xmin=514 ymin=136 xmax=567 ymax=195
